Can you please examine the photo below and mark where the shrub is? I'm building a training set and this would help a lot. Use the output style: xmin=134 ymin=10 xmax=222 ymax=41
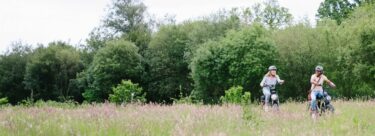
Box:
xmin=33 ymin=100 xmax=78 ymax=108
xmin=17 ymin=98 xmax=34 ymax=106
xmin=242 ymin=92 xmax=251 ymax=105
xmin=0 ymin=97 xmax=8 ymax=105
xmin=172 ymin=96 xmax=194 ymax=104
xmin=220 ymin=86 xmax=251 ymax=104
xmin=109 ymin=80 xmax=146 ymax=104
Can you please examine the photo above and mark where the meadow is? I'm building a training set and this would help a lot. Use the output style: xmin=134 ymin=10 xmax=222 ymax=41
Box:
xmin=0 ymin=100 xmax=374 ymax=136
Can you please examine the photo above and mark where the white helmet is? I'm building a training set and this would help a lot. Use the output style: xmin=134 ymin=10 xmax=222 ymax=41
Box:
xmin=315 ymin=65 xmax=323 ymax=71
xmin=268 ymin=65 xmax=277 ymax=71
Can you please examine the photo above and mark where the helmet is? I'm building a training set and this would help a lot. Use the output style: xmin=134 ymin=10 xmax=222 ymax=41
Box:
xmin=315 ymin=65 xmax=323 ymax=71
xmin=268 ymin=65 xmax=277 ymax=71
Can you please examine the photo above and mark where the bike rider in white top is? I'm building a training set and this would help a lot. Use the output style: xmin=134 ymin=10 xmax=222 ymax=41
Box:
xmin=260 ymin=66 xmax=284 ymax=111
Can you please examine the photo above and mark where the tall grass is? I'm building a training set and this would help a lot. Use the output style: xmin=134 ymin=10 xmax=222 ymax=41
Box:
xmin=0 ymin=100 xmax=374 ymax=135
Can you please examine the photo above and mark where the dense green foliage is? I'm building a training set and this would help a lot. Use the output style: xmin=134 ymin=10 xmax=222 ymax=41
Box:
xmin=190 ymin=25 xmax=276 ymax=103
xmin=317 ymin=0 xmax=356 ymax=24
xmin=254 ymin=0 xmax=292 ymax=29
xmin=272 ymin=21 xmax=342 ymax=100
xmin=144 ymin=15 xmax=242 ymax=102
xmin=0 ymin=42 xmax=31 ymax=104
xmin=102 ymin=0 xmax=152 ymax=54
xmin=317 ymin=0 xmax=374 ymax=24
xmin=0 ymin=97 xmax=8 ymax=105
xmin=145 ymin=25 xmax=192 ymax=102
xmin=81 ymin=39 xmax=143 ymax=102
xmin=0 ymin=0 xmax=374 ymax=104
xmin=24 ymin=42 xmax=83 ymax=102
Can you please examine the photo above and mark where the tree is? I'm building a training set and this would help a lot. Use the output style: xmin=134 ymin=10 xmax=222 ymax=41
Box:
xmin=103 ymin=0 xmax=151 ymax=53
xmin=317 ymin=0 xmax=356 ymax=24
xmin=0 ymin=42 xmax=32 ymax=104
xmin=82 ymin=39 xmax=143 ymax=102
xmin=84 ymin=0 xmax=151 ymax=57
xmin=205 ymin=0 xmax=292 ymax=29
xmin=261 ymin=0 xmax=292 ymax=29
xmin=145 ymin=25 xmax=191 ymax=103
xmin=272 ymin=21 xmax=342 ymax=100
xmin=181 ymin=18 xmax=241 ymax=62
xmin=354 ymin=0 xmax=375 ymax=5
xmin=24 ymin=42 xmax=83 ymax=101
xmin=145 ymin=15 xmax=243 ymax=103
xmin=317 ymin=0 xmax=375 ymax=25
xmin=80 ymin=0 xmax=151 ymax=99
xmin=104 ymin=0 xmax=147 ymax=35
xmin=344 ymin=5 xmax=375 ymax=97
xmin=190 ymin=24 xmax=277 ymax=103
xmin=350 ymin=28 xmax=375 ymax=97
xmin=332 ymin=4 xmax=375 ymax=98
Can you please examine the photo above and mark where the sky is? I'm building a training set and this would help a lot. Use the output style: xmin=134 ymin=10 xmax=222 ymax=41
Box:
xmin=0 ymin=0 xmax=323 ymax=53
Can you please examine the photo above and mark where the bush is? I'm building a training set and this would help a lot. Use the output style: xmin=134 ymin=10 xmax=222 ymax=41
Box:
xmin=172 ymin=96 xmax=194 ymax=104
xmin=242 ymin=92 xmax=251 ymax=105
xmin=17 ymin=98 xmax=34 ymax=106
xmin=220 ymin=86 xmax=251 ymax=104
xmin=34 ymin=100 xmax=78 ymax=108
xmin=109 ymin=80 xmax=146 ymax=104
xmin=172 ymin=91 xmax=204 ymax=104
xmin=0 ymin=97 xmax=8 ymax=105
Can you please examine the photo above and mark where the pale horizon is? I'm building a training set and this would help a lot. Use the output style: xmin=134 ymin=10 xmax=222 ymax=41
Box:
xmin=0 ymin=0 xmax=323 ymax=53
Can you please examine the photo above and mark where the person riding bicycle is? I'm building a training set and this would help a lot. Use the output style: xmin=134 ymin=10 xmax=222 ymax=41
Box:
xmin=260 ymin=66 xmax=284 ymax=111
xmin=310 ymin=65 xmax=336 ymax=113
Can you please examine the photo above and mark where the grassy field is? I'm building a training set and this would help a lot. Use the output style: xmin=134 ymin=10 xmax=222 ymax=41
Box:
xmin=0 ymin=100 xmax=374 ymax=136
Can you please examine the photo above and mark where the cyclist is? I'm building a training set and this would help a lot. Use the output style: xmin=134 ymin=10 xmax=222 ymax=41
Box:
xmin=310 ymin=65 xmax=336 ymax=115
xmin=260 ymin=65 xmax=284 ymax=111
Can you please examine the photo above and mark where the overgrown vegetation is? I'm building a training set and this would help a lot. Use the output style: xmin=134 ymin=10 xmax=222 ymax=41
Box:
xmin=0 ymin=0 xmax=374 ymax=105
xmin=0 ymin=101 xmax=374 ymax=135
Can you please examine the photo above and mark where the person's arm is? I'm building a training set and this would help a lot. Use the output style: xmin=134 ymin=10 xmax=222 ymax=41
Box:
xmin=260 ymin=76 xmax=266 ymax=87
xmin=310 ymin=75 xmax=317 ymax=85
xmin=310 ymin=75 xmax=320 ymax=86
xmin=324 ymin=76 xmax=336 ymax=88
xmin=276 ymin=75 xmax=284 ymax=84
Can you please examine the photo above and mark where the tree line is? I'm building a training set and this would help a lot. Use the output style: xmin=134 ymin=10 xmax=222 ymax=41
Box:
xmin=0 ymin=0 xmax=374 ymax=104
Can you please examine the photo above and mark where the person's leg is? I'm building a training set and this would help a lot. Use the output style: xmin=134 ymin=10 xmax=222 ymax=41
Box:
xmin=317 ymin=91 xmax=323 ymax=98
xmin=263 ymin=87 xmax=271 ymax=106
xmin=310 ymin=91 xmax=317 ymax=111
xmin=316 ymin=91 xmax=324 ymax=108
